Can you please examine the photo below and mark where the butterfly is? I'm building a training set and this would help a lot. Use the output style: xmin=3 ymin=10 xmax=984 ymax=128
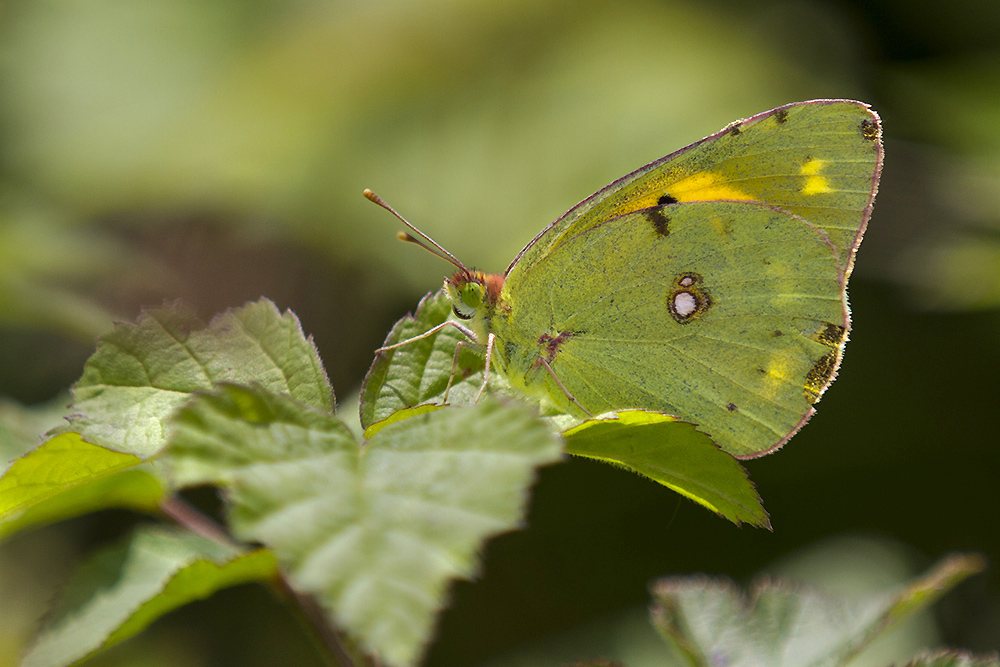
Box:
xmin=366 ymin=99 xmax=882 ymax=458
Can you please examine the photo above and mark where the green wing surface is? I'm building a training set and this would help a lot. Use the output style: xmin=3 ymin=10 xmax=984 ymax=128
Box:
xmin=493 ymin=200 xmax=849 ymax=458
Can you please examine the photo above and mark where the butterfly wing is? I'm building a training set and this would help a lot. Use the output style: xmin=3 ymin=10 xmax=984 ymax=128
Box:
xmin=493 ymin=200 xmax=848 ymax=458
xmin=507 ymin=99 xmax=882 ymax=278
xmin=492 ymin=99 xmax=881 ymax=457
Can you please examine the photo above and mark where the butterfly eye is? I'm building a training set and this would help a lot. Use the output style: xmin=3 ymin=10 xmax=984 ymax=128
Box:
xmin=444 ymin=279 xmax=482 ymax=320
xmin=461 ymin=282 xmax=484 ymax=309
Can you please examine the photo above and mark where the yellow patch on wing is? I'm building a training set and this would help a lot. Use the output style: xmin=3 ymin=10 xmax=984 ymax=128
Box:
xmin=762 ymin=357 xmax=794 ymax=396
xmin=711 ymin=215 xmax=734 ymax=237
xmin=800 ymin=158 xmax=834 ymax=195
xmin=668 ymin=172 xmax=753 ymax=202
xmin=601 ymin=171 xmax=755 ymax=220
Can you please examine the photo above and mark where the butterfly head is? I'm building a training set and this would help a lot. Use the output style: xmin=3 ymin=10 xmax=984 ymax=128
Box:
xmin=445 ymin=269 xmax=504 ymax=337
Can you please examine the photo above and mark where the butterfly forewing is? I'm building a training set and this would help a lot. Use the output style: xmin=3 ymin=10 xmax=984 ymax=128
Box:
xmin=511 ymin=100 xmax=881 ymax=276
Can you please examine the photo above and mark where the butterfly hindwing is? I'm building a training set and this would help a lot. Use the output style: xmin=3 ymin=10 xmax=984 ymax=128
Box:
xmin=493 ymin=200 xmax=849 ymax=458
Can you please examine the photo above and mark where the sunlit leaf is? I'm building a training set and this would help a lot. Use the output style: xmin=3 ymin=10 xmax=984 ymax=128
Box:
xmin=167 ymin=384 xmax=562 ymax=667
xmin=69 ymin=298 xmax=333 ymax=457
xmin=0 ymin=468 xmax=162 ymax=542
xmin=564 ymin=410 xmax=767 ymax=528
xmin=361 ymin=290 xmax=486 ymax=429
xmin=0 ymin=433 xmax=158 ymax=539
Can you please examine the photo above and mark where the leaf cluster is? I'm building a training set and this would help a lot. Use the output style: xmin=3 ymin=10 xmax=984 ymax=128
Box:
xmin=0 ymin=295 xmax=991 ymax=667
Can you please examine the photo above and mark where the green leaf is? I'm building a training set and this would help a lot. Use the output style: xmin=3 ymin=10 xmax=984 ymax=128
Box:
xmin=360 ymin=290 xmax=486 ymax=430
xmin=21 ymin=525 xmax=278 ymax=667
xmin=649 ymin=553 xmax=986 ymax=667
xmin=904 ymin=651 xmax=1000 ymax=667
xmin=0 ymin=433 xmax=161 ymax=538
xmin=167 ymin=384 xmax=562 ymax=667
xmin=0 ymin=468 xmax=163 ymax=541
xmin=564 ymin=410 xmax=767 ymax=528
xmin=69 ymin=298 xmax=334 ymax=457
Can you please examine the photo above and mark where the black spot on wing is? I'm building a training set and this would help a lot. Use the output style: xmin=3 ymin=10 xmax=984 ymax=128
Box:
xmin=804 ymin=350 xmax=838 ymax=403
xmin=774 ymin=108 xmax=789 ymax=124
xmin=861 ymin=118 xmax=879 ymax=141
xmin=814 ymin=322 xmax=846 ymax=348
xmin=646 ymin=207 xmax=671 ymax=237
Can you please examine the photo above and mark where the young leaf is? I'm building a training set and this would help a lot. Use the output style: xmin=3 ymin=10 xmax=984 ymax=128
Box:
xmin=564 ymin=411 xmax=768 ymax=528
xmin=0 ymin=433 xmax=162 ymax=539
xmin=360 ymin=290 xmax=486 ymax=429
xmin=904 ymin=651 xmax=1000 ymax=667
xmin=21 ymin=525 xmax=277 ymax=667
xmin=68 ymin=298 xmax=333 ymax=457
xmin=167 ymin=384 xmax=562 ymax=667
xmin=0 ymin=468 xmax=162 ymax=541
xmin=649 ymin=553 xmax=985 ymax=667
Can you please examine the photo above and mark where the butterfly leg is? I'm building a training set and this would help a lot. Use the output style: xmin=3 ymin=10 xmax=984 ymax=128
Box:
xmin=376 ymin=320 xmax=478 ymax=353
xmin=538 ymin=358 xmax=593 ymax=418
xmin=472 ymin=332 xmax=495 ymax=404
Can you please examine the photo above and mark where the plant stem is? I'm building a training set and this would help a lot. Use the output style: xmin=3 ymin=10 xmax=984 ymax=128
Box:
xmin=159 ymin=493 xmax=238 ymax=547
xmin=159 ymin=493 xmax=369 ymax=667
xmin=274 ymin=575 xmax=370 ymax=667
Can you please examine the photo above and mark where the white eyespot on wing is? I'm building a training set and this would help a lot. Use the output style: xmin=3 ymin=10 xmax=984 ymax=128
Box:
xmin=673 ymin=291 xmax=698 ymax=318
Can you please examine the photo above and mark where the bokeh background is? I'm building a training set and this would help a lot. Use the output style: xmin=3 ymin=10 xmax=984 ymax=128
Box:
xmin=1 ymin=0 xmax=999 ymax=665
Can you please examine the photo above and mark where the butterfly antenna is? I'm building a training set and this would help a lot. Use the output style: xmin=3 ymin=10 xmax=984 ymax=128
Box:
xmin=363 ymin=189 xmax=468 ymax=272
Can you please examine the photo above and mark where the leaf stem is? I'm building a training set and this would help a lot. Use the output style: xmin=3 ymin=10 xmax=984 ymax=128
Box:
xmin=158 ymin=493 xmax=239 ymax=547
xmin=273 ymin=575 xmax=372 ymax=667
xmin=159 ymin=493 xmax=370 ymax=667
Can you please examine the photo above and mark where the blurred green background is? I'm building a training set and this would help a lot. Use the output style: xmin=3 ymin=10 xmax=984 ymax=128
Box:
xmin=1 ymin=0 xmax=999 ymax=665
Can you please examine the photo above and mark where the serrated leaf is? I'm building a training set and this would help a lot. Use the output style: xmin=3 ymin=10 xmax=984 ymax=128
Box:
xmin=0 ymin=433 xmax=160 ymax=537
xmin=167 ymin=384 xmax=562 ymax=667
xmin=69 ymin=298 xmax=333 ymax=457
xmin=360 ymin=290 xmax=486 ymax=429
xmin=21 ymin=525 xmax=277 ymax=667
xmin=649 ymin=553 xmax=985 ymax=667
xmin=564 ymin=410 xmax=767 ymax=528
xmin=904 ymin=650 xmax=1000 ymax=667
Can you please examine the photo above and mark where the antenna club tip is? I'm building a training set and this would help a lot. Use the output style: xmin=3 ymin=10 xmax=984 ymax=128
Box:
xmin=363 ymin=188 xmax=380 ymax=203
xmin=397 ymin=231 xmax=411 ymax=242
